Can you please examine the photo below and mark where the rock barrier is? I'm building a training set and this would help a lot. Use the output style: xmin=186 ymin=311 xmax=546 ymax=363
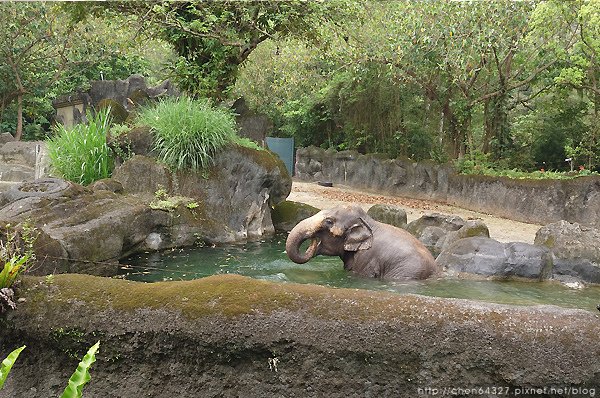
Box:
xmin=295 ymin=146 xmax=600 ymax=228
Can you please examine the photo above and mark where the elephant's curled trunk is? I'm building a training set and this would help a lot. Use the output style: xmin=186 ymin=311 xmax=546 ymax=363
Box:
xmin=286 ymin=217 xmax=320 ymax=264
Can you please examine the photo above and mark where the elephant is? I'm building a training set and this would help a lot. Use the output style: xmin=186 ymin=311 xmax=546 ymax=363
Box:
xmin=285 ymin=205 xmax=440 ymax=280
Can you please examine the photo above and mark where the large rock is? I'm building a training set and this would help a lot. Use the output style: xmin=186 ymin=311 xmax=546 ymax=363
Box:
xmin=271 ymin=200 xmax=320 ymax=232
xmin=0 ymin=178 xmax=205 ymax=275
xmin=1 ymin=274 xmax=598 ymax=397
xmin=0 ymin=147 xmax=291 ymax=275
xmin=0 ymin=141 xmax=50 ymax=183
xmin=113 ymin=146 xmax=291 ymax=241
xmin=366 ymin=204 xmax=407 ymax=229
xmin=407 ymin=213 xmax=490 ymax=256
xmin=437 ymin=237 xmax=553 ymax=280
xmin=535 ymin=220 xmax=600 ymax=283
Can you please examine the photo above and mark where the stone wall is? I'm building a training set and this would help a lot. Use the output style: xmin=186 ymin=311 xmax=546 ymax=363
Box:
xmin=295 ymin=146 xmax=600 ymax=228
xmin=1 ymin=274 xmax=598 ymax=397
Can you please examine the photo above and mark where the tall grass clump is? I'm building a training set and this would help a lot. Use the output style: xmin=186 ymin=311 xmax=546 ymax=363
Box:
xmin=136 ymin=97 xmax=238 ymax=171
xmin=47 ymin=108 xmax=114 ymax=185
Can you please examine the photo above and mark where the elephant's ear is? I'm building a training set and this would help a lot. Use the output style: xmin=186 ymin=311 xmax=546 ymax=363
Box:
xmin=344 ymin=218 xmax=373 ymax=251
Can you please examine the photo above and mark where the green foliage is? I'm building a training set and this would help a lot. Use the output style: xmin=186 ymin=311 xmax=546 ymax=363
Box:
xmin=454 ymin=151 xmax=493 ymax=175
xmin=0 ymin=221 xmax=37 ymax=289
xmin=47 ymin=108 xmax=114 ymax=185
xmin=60 ymin=341 xmax=100 ymax=398
xmin=68 ymin=1 xmax=355 ymax=99
xmin=136 ymin=97 xmax=238 ymax=171
xmin=149 ymin=188 xmax=199 ymax=212
xmin=0 ymin=341 xmax=100 ymax=396
xmin=235 ymin=0 xmax=599 ymax=170
xmin=0 ymin=3 xmax=161 ymax=140
xmin=231 ymin=136 xmax=265 ymax=152
xmin=460 ymin=167 xmax=598 ymax=180
xmin=0 ymin=345 xmax=25 ymax=390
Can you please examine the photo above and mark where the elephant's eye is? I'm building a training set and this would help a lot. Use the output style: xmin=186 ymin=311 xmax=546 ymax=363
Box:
xmin=323 ymin=218 xmax=334 ymax=226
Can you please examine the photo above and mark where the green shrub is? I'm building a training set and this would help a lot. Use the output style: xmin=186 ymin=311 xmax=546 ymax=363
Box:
xmin=48 ymin=108 xmax=114 ymax=185
xmin=136 ymin=97 xmax=239 ymax=171
xmin=454 ymin=150 xmax=493 ymax=175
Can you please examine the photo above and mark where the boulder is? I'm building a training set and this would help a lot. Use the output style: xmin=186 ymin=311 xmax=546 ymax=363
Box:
xmin=113 ymin=146 xmax=291 ymax=241
xmin=0 ymin=141 xmax=50 ymax=182
xmin=366 ymin=204 xmax=407 ymax=229
xmin=0 ymin=146 xmax=291 ymax=276
xmin=0 ymin=132 xmax=15 ymax=145
xmin=407 ymin=213 xmax=489 ymax=256
xmin=437 ymin=237 xmax=553 ymax=280
xmin=407 ymin=213 xmax=465 ymax=236
xmin=0 ymin=178 xmax=186 ymax=275
xmin=108 ymin=125 xmax=154 ymax=160
xmin=271 ymin=200 xmax=320 ymax=232
xmin=434 ymin=219 xmax=490 ymax=255
xmin=534 ymin=220 xmax=600 ymax=283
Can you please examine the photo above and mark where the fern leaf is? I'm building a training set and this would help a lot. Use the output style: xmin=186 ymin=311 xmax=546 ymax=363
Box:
xmin=60 ymin=341 xmax=100 ymax=398
xmin=0 ymin=345 xmax=25 ymax=390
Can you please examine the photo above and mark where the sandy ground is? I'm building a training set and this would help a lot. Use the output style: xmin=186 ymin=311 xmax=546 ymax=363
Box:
xmin=288 ymin=180 xmax=542 ymax=244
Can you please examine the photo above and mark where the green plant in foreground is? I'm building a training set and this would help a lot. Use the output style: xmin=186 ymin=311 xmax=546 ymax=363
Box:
xmin=0 ymin=222 xmax=37 ymax=290
xmin=47 ymin=107 xmax=114 ymax=185
xmin=136 ymin=97 xmax=238 ymax=171
xmin=0 ymin=342 xmax=100 ymax=397
xmin=0 ymin=345 xmax=25 ymax=389
xmin=60 ymin=341 xmax=100 ymax=398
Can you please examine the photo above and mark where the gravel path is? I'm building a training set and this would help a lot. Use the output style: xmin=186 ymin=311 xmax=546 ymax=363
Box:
xmin=288 ymin=181 xmax=542 ymax=244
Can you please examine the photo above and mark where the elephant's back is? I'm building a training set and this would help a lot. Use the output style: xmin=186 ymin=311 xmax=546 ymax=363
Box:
xmin=372 ymin=221 xmax=440 ymax=279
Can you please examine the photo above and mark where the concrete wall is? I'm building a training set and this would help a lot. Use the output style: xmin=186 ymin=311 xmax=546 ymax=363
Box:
xmin=295 ymin=146 xmax=600 ymax=228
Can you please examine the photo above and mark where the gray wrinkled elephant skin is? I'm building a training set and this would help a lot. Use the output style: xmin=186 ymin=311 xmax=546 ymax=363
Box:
xmin=286 ymin=205 xmax=440 ymax=280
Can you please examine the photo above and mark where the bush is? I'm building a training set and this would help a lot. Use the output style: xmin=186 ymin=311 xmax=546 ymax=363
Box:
xmin=136 ymin=97 xmax=239 ymax=171
xmin=47 ymin=108 xmax=114 ymax=185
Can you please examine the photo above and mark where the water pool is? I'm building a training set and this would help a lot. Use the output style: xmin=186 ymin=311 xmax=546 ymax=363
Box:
xmin=120 ymin=234 xmax=600 ymax=312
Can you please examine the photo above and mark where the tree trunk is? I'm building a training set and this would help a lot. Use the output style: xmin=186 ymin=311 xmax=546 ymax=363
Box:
xmin=15 ymin=94 xmax=23 ymax=141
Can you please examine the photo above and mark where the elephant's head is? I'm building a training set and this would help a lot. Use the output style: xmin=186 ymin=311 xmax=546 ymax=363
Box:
xmin=286 ymin=205 xmax=373 ymax=263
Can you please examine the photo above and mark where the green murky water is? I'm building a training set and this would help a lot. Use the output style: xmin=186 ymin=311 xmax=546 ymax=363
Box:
xmin=120 ymin=234 xmax=600 ymax=312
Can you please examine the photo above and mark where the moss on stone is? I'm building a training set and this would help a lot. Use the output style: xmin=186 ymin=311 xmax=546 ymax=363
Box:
xmin=271 ymin=200 xmax=319 ymax=231
xmin=233 ymin=145 xmax=288 ymax=176
xmin=18 ymin=273 xmax=597 ymax=339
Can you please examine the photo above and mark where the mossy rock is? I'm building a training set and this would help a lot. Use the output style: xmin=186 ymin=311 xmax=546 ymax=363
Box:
xmin=271 ymin=200 xmax=320 ymax=232
xmin=97 ymin=99 xmax=129 ymax=124
xmin=367 ymin=204 xmax=408 ymax=229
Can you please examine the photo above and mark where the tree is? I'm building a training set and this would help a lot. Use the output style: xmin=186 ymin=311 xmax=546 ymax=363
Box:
xmin=0 ymin=3 xmax=64 ymax=139
xmin=67 ymin=1 xmax=356 ymax=99
xmin=0 ymin=3 xmax=163 ymax=140
xmin=529 ymin=0 xmax=600 ymax=169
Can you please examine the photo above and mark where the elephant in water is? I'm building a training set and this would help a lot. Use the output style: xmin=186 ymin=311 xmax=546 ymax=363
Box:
xmin=285 ymin=205 xmax=440 ymax=280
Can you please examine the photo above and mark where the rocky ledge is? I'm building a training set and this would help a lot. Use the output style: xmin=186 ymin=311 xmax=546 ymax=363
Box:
xmin=0 ymin=274 xmax=598 ymax=397
xmin=0 ymin=146 xmax=291 ymax=276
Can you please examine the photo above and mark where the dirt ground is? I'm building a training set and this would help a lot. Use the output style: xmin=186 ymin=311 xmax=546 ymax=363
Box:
xmin=288 ymin=180 xmax=542 ymax=244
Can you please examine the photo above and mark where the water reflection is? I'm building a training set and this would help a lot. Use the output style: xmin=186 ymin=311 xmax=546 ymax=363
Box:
xmin=120 ymin=234 xmax=600 ymax=312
